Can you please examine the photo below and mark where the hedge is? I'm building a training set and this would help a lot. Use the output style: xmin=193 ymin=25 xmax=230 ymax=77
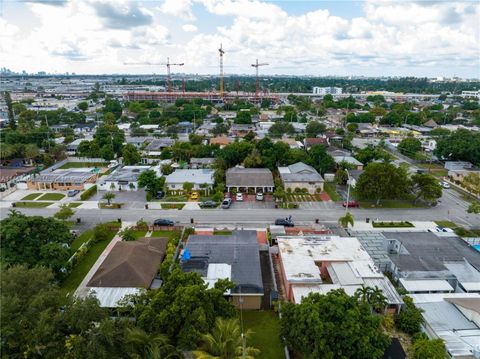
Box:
xmin=80 ymin=185 xmax=97 ymax=200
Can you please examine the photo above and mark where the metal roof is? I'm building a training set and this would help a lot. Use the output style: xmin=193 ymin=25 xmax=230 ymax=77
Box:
xmin=88 ymin=287 xmax=141 ymax=308
xmin=226 ymin=167 xmax=274 ymax=187
xmin=165 ymin=169 xmax=214 ymax=185
xmin=399 ymin=278 xmax=454 ymax=292
xmin=278 ymin=162 xmax=324 ymax=183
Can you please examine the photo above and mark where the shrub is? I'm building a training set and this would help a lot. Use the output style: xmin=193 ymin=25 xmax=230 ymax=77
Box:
xmin=395 ymin=296 xmax=423 ymax=335
xmin=146 ymin=192 xmax=152 ymax=201
xmin=92 ymin=223 xmax=111 ymax=244
xmin=136 ymin=218 xmax=149 ymax=231
xmin=80 ymin=185 xmax=97 ymax=200
xmin=120 ymin=227 xmax=136 ymax=241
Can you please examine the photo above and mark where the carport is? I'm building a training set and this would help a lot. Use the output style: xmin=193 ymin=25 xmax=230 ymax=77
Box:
xmin=226 ymin=168 xmax=274 ymax=193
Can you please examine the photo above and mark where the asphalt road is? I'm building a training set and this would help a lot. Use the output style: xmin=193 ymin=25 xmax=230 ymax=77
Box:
xmin=3 ymin=188 xmax=478 ymax=229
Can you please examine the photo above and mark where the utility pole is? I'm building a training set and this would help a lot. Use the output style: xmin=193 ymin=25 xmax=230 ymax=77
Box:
xmin=219 ymin=44 xmax=225 ymax=97
xmin=251 ymin=59 xmax=269 ymax=98
xmin=345 ymin=168 xmax=351 ymax=214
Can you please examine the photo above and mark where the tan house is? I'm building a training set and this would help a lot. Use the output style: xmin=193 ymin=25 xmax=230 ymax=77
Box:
xmin=27 ymin=169 xmax=97 ymax=191
xmin=209 ymin=136 xmax=231 ymax=148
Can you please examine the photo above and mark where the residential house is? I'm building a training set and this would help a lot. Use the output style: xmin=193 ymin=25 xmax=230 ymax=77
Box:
xmin=98 ymin=165 xmax=156 ymax=191
xmin=86 ymin=237 xmax=168 ymax=307
xmin=189 ymin=158 xmax=215 ymax=169
xmin=181 ymin=231 xmax=264 ymax=309
xmin=165 ymin=169 xmax=214 ymax=192
xmin=333 ymin=155 xmax=364 ymax=170
xmin=226 ymin=167 xmax=274 ymax=193
xmin=28 ymin=169 xmax=97 ymax=191
xmin=143 ymin=138 xmax=175 ymax=156
xmin=304 ymin=137 xmax=328 ymax=149
xmin=73 ymin=123 xmax=96 ymax=134
xmin=0 ymin=166 xmax=36 ymax=191
xmin=445 ymin=161 xmax=473 ymax=171
xmin=230 ymin=124 xmax=256 ymax=137
xmin=125 ymin=136 xmax=153 ymax=149
xmin=275 ymin=138 xmax=303 ymax=149
xmin=209 ymin=136 xmax=231 ymax=148
xmin=278 ymin=162 xmax=324 ymax=193
xmin=277 ymin=235 xmax=403 ymax=313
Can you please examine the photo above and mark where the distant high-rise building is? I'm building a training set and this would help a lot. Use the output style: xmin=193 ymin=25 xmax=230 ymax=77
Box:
xmin=312 ymin=87 xmax=343 ymax=95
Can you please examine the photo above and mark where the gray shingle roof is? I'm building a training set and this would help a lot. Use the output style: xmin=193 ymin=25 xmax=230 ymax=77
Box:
xmin=181 ymin=230 xmax=263 ymax=294
xmin=226 ymin=168 xmax=274 ymax=187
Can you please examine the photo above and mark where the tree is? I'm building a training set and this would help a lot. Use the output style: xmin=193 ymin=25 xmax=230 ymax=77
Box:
xmin=3 ymin=91 xmax=16 ymax=129
xmin=281 ymin=290 xmax=390 ymax=359
xmin=127 ymin=327 xmax=179 ymax=359
xmin=412 ymin=337 xmax=446 ymax=359
xmin=308 ymin=145 xmax=335 ymax=174
xmin=268 ymin=121 xmax=294 ymax=137
xmin=183 ymin=182 xmax=194 ymax=194
xmin=77 ymin=101 xmax=89 ymax=111
xmin=161 ymin=164 xmax=174 ymax=175
xmin=468 ymin=202 xmax=480 ymax=214
xmin=0 ymin=212 xmax=73 ymax=277
xmin=234 ymin=111 xmax=252 ymax=124
xmin=243 ymin=149 xmax=262 ymax=168
xmin=305 ymin=121 xmax=326 ymax=137
xmin=338 ymin=212 xmax=354 ymax=229
xmin=435 ymin=129 xmax=480 ymax=166
xmin=356 ymin=162 xmax=410 ymax=205
xmin=397 ymin=137 xmax=422 ymax=158
xmin=395 ymin=296 xmax=423 ymax=335
xmin=54 ymin=203 xmax=75 ymax=221
xmin=102 ymin=192 xmax=115 ymax=205
xmin=122 ymin=144 xmax=141 ymax=165
xmin=100 ymin=144 xmax=115 ymax=161
xmin=193 ymin=317 xmax=260 ymax=359
xmin=354 ymin=145 xmax=391 ymax=165
xmin=138 ymin=169 xmax=165 ymax=196
xmin=411 ymin=173 xmax=442 ymax=205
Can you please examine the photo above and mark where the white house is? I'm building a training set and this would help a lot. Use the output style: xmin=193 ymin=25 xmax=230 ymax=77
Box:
xmin=165 ymin=169 xmax=214 ymax=191
xmin=98 ymin=165 xmax=159 ymax=191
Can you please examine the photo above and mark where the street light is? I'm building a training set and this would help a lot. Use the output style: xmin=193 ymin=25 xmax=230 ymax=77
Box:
xmin=345 ymin=168 xmax=351 ymax=214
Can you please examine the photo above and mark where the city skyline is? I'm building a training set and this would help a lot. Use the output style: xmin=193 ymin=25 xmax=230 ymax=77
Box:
xmin=1 ymin=0 xmax=479 ymax=77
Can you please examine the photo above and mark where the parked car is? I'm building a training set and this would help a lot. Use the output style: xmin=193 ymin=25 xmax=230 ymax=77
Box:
xmin=154 ymin=218 xmax=174 ymax=226
xmin=342 ymin=200 xmax=359 ymax=208
xmin=441 ymin=181 xmax=450 ymax=189
xmin=155 ymin=191 xmax=165 ymax=199
xmin=221 ymin=198 xmax=232 ymax=209
xmin=256 ymin=192 xmax=264 ymax=201
xmin=190 ymin=191 xmax=199 ymax=200
xmin=275 ymin=218 xmax=294 ymax=227
xmin=436 ymin=226 xmax=454 ymax=233
xmin=236 ymin=193 xmax=244 ymax=201
xmin=200 ymin=200 xmax=217 ymax=208
xmin=67 ymin=189 xmax=80 ymax=197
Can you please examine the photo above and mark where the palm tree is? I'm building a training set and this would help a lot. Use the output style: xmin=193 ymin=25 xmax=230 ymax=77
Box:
xmin=354 ymin=285 xmax=373 ymax=303
xmin=338 ymin=212 xmax=354 ymax=229
xmin=102 ymin=192 xmax=115 ymax=205
xmin=193 ymin=317 xmax=260 ymax=359
xmin=126 ymin=327 xmax=180 ymax=359
xmin=370 ymin=286 xmax=388 ymax=313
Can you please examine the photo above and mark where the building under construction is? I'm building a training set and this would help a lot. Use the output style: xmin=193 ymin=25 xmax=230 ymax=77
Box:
xmin=124 ymin=90 xmax=280 ymax=104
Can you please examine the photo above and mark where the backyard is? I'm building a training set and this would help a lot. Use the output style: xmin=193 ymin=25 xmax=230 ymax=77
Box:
xmin=241 ymin=311 xmax=284 ymax=359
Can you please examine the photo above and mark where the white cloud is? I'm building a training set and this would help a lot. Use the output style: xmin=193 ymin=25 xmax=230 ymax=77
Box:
xmin=182 ymin=24 xmax=198 ymax=32
xmin=160 ymin=0 xmax=195 ymax=21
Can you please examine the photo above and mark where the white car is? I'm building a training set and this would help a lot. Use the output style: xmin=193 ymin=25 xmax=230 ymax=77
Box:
xmin=236 ymin=193 xmax=244 ymax=201
xmin=441 ymin=181 xmax=450 ymax=189
xmin=256 ymin=192 xmax=264 ymax=201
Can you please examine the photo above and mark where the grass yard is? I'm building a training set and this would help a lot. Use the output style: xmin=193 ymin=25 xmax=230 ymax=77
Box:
xmin=132 ymin=230 xmax=148 ymax=239
xmin=151 ymin=230 xmax=181 ymax=240
xmin=324 ymin=183 xmax=341 ymax=201
xmin=59 ymin=162 xmax=108 ymax=169
xmin=360 ymin=200 xmax=427 ymax=209
xmin=163 ymin=195 xmax=188 ymax=202
xmin=213 ymin=230 xmax=233 ymax=235
xmin=241 ymin=311 xmax=284 ymax=359
xmin=67 ymin=202 xmax=82 ymax=208
xmin=13 ymin=201 xmax=52 ymax=208
xmin=60 ymin=230 xmax=117 ymax=297
xmin=70 ymin=229 xmax=93 ymax=252
xmin=38 ymin=193 xmax=65 ymax=201
xmin=372 ymin=221 xmax=414 ymax=228
xmin=161 ymin=203 xmax=185 ymax=210
xmin=21 ymin=193 xmax=42 ymax=200
xmin=435 ymin=220 xmax=457 ymax=228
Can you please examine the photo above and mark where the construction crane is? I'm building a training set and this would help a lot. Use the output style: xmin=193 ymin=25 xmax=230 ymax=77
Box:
xmin=219 ymin=44 xmax=225 ymax=96
xmin=251 ymin=59 xmax=268 ymax=97
xmin=162 ymin=57 xmax=184 ymax=93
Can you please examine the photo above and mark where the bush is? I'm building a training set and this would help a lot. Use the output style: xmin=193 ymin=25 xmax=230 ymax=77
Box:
xmin=146 ymin=192 xmax=152 ymax=201
xmin=395 ymin=296 xmax=423 ymax=335
xmin=92 ymin=223 xmax=111 ymax=244
xmin=120 ymin=227 xmax=136 ymax=241
xmin=80 ymin=185 xmax=97 ymax=200
xmin=136 ymin=218 xmax=149 ymax=231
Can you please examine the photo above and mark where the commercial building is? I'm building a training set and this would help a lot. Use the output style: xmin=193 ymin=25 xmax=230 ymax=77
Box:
xmin=181 ymin=231 xmax=264 ymax=310
xmin=87 ymin=237 xmax=168 ymax=307
xmin=277 ymin=235 xmax=403 ymax=313
xmin=98 ymin=165 xmax=155 ymax=191
xmin=278 ymin=162 xmax=324 ymax=194
xmin=226 ymin=167 xmax=274 ymax=193
xmin=165 ymin=169 xmax=214 ymax=191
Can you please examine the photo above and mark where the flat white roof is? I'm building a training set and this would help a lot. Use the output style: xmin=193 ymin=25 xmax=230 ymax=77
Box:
xmin=399 ymin=279 xmax=454 ymax=292
xmin=203 ymin=263 xmax=232 ymax=292
xmin=88 ymin=287 xmax=141 ymax=307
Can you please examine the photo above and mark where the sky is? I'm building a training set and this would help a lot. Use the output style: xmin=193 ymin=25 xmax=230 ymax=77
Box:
xmin=0 ymin=0 xmax=479 ymax=77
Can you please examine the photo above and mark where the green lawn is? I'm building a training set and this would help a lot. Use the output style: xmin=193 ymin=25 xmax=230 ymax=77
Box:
xmin=151 ymin=230 xmax=181 ymax=240
xmin=67 ymin=202 xmax=82 ymax=208
xmin=132 ymin=230 xmax=148 ymax=239
xmin=161 ymin=203 xmax=185 ymax=210
xmin=38 ymin=193 xmax=65 ymax=201
xmin=213 ymin=230 xmax=233 ymax=235
xmin=70 ymin=229 xmax=93 ymax=252
xmin=13 ymin=201 xmax=52 ymax=208
xmin=59 ymin=162 xmax=108 ymax=169
xmin=324 ymin=183 xmax=341 ymax=201
xmin=163 ymin=195 xmax=188 ymax=202
xmin=60 ymin=230 xmax=117 ymax=297
xmin=21 ymin=193 xmax=42 ymax=200
xmin=360 ymin=200 xmax=427 ymax=209
xmin=372 ymin=221 xmax=414 ymax=228
xmin=417 ymin=163 xmax=448 ymax=177
xmin=435 ymin=220 xmax=457 ymax=228
xmin=241 ymin=311 xmax=284 ymax=359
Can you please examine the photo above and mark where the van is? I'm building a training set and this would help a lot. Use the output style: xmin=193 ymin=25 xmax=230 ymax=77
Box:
xmin=221 ymin=198 xmax=232 ymax=209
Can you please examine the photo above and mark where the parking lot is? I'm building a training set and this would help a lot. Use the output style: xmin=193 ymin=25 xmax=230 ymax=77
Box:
xmin=229 ymin=194 xmax=276 ymax=210
xmin=90 ymin=189 xmax=147 ymax=206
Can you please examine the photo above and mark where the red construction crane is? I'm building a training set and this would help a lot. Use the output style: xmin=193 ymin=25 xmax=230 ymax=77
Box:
xmin=162 ymin=57 xmax=184 ymax=93
xmin=251 ymin=59 xmax=268 ymax=97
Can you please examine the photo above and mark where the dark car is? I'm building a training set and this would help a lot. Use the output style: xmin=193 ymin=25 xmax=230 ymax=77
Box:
xmin=342 ymin=200 xmax=359 ymax=208
xmin=155 ymin=191 xmax=165 ymax=199
xmin=275 ymin=218 xmax=294 ymax=227
xmin=154 ymin=218 xmax=174 ymax=226
xmin=200 ymin=200 xmax=217 ymax=208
